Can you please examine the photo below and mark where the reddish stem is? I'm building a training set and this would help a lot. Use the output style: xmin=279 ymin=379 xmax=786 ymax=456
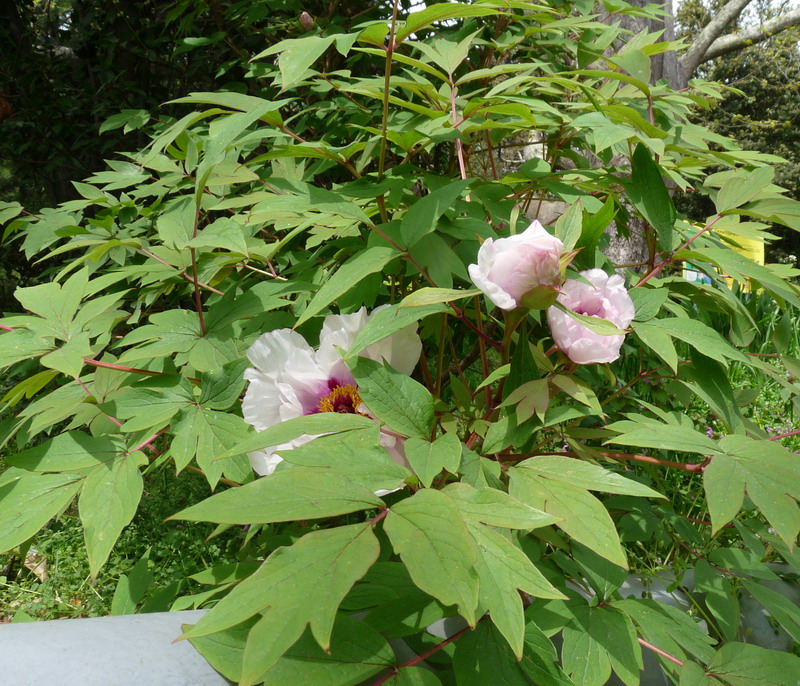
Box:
xmin=768 ymin=428 xmax=800 ymax=441
xmin=128 ymin=427 xmax=168 ymax=455
xmin=449 ymin=74 xmax=468 ymax=181
xmin=370 ymin=624 xmax=472 ymax=685
xmin=509 ymin=450 xmax=710 ymax=473
xmin=600 ymin=450 xmax=711 ymax=473
xmin=636 ymin=214 xmax=722 ymax=287
xmin=139 ymin=247 xmax=223 ymax=295
xmin=370 ymin=509 xmax=389 ymax=526
xmin=637 ymin=637 xmax=684 ymax=667
xmin=83 ymin=358 xmax=165 ymax=377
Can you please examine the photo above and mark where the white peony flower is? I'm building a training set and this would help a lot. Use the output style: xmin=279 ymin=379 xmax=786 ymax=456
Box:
xmin=468 ymin=220 xmax=564 ymax=311
xmin=242 ymin=307 xmax=422 ymax=476
xmin=546 ymin=269 xmax=635 ymax=364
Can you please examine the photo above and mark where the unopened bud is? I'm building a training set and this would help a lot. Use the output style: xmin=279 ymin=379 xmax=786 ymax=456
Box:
xmin=299 ymin=11 xmax=314 ymax=31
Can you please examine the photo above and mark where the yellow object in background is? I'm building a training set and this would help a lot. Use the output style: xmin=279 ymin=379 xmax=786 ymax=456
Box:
xmin=716 ymin=229 xmax=765 ymax=265
xmin=716 ymin=229 xmax=765 ymax=291
xmin=683 ymin=229 xmax=765 ymax=291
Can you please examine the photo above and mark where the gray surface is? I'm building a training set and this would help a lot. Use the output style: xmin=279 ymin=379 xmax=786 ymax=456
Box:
xmin=0 ymin=610 xmax=230 ymax=686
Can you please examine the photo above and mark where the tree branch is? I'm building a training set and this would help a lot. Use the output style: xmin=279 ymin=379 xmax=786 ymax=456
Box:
xmin=702 ymin=8 xmax=800 ymax=63
xmin=679 ymin=0 xmax=752 ymax=82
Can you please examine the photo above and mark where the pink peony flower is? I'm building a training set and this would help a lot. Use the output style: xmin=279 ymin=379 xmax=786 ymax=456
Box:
xmin=546 ymin=269 xmax=635 ymax=364
xmin=242 ymin=307 xmax=422 ymax=477
xmin=468 ymin=220 xmax=564 ymax=311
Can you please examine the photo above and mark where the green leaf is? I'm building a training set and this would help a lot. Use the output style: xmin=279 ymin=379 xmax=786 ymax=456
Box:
xmin=168 ymin=92 xmax=289 ymax=124
xmin=0 ymin=329 xmax=52 ymax=368
xmin=694 ymin=560 xmax=739 ymax=641
xmin=79 ymin=452 xmax=145 ymax=578
xmin=111 ymin=550 xmax=153 ymax=615
xmin=715 ymin=167 xmax=774 ymax=213
xmin=706 ymin=642 xmax=800 ymax=685
xmin=680 ymin=661 xmax=719 ymax=686
xmin=459 ymin=446 xmax=503 ymax=490
xmin=554 ymin=199 xmax=583 ymax=252
xmin=509 ymin=465 xmax=627 ymax=567
xmin=384 ymin=666 xmax=442 ymax=685
xmin=577 ymin=196 xmax=617 ymax=255
xmin=182 ymin=523 xmax=379 ymax=683
xmin=279 ymin=430 xmax=410 ymax=494
xmin=99 ymin=109 xmax=149 ymax=135
xmin=404 ymin=433 xmax=461 ymax=487
xmin=111 ymin=380 xmax=193 ymax=433
xmin=187 ymin=620 xmax=254 ymax=683
xmin=551 ymin=374 xmax=602 ymax=415
xmin=198 ymin=359 xmax=248 ymax=410
xmin=39 ymin=331 xmax=92 ymax=377
xmin=573 ymin=542 xmax=627 ymax=600
xmin=346 ymin=303 xmax=447 ymax=359
xmin=628 ymin=143 xmax=676 ymax=251
xmin=188 ymin=217 xmax=249 ymax=253
xmin=520 ymin=618 xmax=574 ymax=686
xmin=216 ymin=413 xmax=374 ymax=461
xmin=0 ymin=473 xmax=83 ymax=553
xmin=400 ymin=178 xmax=471 ymax=249
xmin=398 ymin=287 xmax=480 ymax=308
xmin=8 ymin=431 xmax=121 ymax=472
xmin=476 ymin=364 xmax=510 ymax=391
xmin=171 ymin=407 xmax=251 ymax=488
xmin=354 ymin=562 xmax=448 ymax=637
xmin=703 ymin=435 xmax=800 ymax=546
xmin=646 ymin=318 xmax=747 ymax=366
xmin=454 ymin=619 xmax=571 ymax=686
xmin=605 ymin=416 xmax=719 ymax=456
xmin=562 ymin=605 xmax=642 ymax=686
xmin=634 ymin=322 xmax=678 ymax=373
xmin=470 ymin=523 xmax=564 ymax=657
xmin=296 ymin=247 xmax=399 ymax=327
xmin=172 ymin=468 xmax=384 ymax=524
xmin=681 ymin=352 xmax=744 ymax=433
xmin=384 ymin=489 xmax=479 ymax=624
xmin=348 ymin=356 xmax=434 ymax=438
xmin=156 ymin=195 xmax=196 ymax=250
xmin=396 ymin=4 xmax=497 ymax=42
xmin=256 ymin=616 xmax=395 ymax=686
xmin=443 ymin=482 xmax=560 ymax=529
xmin=630 ymin=288 xmax=668 ymax=322
xmin=117 ymin=309 xmax=200 ymax=363
xmin=513 ymin=456 xmax=663 ymax=499
xmin=615 ymin=598 xmax=715 ymax=664
xmin=15 ymin=268 xmax=88 ymax=338
xmin=742 ymin=579 xmax=800 ymax=644
xmin=0 ymin=201 xmax=23 ymax=224
xmin=253 ymin=35 xmax=337 ymax=90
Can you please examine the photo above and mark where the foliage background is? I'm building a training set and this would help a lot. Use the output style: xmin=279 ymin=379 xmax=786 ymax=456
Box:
xmin=1 ymin=1 xmax=800 ymax=685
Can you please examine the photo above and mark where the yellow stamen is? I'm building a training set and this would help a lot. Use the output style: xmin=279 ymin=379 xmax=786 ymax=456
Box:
xmin=317 ymin=384 xmax=362 ymax=413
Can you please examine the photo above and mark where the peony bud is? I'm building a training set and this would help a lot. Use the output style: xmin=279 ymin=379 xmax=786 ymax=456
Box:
xmin=468 ymin=220 xmax=564 ymax=311
xmin=299 ymin=11 xmax=314 ymax=31
xmin=546 ymin=269 xmax=635 ymax=364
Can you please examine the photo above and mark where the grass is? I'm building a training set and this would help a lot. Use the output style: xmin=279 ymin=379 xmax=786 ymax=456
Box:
xmin=0 ymin=466 xmax=241 ymax=622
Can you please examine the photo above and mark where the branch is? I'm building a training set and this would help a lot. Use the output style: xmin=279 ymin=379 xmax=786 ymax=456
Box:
xmin=680 ymin=0 xmax=753 ymax=82
xmin=702 ymin=8 xmax=800 ymax=63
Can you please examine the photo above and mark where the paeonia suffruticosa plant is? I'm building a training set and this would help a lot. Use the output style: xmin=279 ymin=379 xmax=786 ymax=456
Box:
xmin=2 ymin=1 xmax=800 ymax=684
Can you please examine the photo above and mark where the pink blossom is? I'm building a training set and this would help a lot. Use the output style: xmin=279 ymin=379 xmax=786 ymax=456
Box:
xmin=468 ymin=220 xmax=564 ymax=310
xmin=242 ymin=307 xmax=421 ymax=479
xmin=546 ymin=269 xmax=635 ymax=364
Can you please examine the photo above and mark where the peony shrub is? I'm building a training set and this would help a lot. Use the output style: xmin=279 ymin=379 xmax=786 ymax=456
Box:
xmin=1 ymin=2 xmax=800 ymax=685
